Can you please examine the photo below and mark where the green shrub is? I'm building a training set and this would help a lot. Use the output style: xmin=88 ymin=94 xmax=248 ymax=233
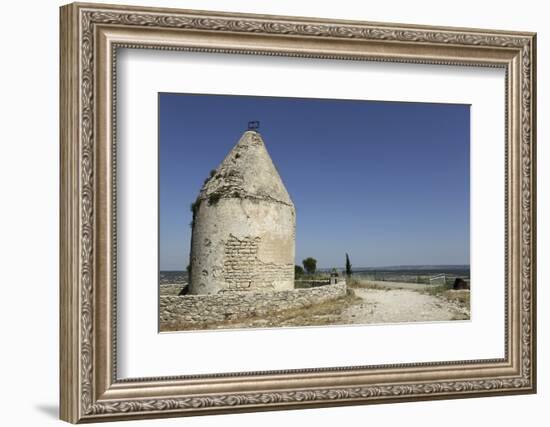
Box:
xmin=302 ymin=257 xmax=317 ymax=275
xmin=208 ymin=192 xmax=222 ymax=205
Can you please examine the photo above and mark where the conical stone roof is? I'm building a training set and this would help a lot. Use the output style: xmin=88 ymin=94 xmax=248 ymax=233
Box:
xmin=198 ymin=130 xmax=293 ymax=207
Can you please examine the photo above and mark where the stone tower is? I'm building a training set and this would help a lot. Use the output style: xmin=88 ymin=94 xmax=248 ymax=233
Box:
xmin=188 ymin=128 xmax=295 ymax=295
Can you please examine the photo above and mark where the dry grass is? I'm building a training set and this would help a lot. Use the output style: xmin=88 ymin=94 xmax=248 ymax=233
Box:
xmin=423 ymin=284 xmax=448 ymax=296
xmin=265 ymin=289 xmax=362 ymax=326
xmin=421 ymin=285 xmax=471 ymax=313
xmin=441 ymin=289 xmax=471 ymax=311
xmin=346 ymin=277 xmax=390 ymax=291
xmin=160 ymin=289 xmax=361 ymax=332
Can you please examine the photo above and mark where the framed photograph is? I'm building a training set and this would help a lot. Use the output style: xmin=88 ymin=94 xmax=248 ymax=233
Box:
xmin=158 ymin=94 xmax=472 ymax=332
xmin=60 ymin=2 xmax=537 ymax=423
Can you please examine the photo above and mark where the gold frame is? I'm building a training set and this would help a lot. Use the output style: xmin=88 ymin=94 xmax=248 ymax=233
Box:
xmin=60 ymin=2 xmax=537 ymax=423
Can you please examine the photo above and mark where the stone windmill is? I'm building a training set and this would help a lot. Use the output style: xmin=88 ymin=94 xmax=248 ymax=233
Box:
xmin=188 ymin=123 xmax=295 ymax=295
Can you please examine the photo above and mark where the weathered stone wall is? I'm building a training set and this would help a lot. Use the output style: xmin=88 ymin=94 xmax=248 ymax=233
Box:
xmin=190 ymin=198 xmax=295 ymax=294
xmin=160 ymin=284 xmax=185 ymax=296
xmin=160 ymin=283 xmax=346 ymax=329
xmin=222 ymin=234 xmax=293 ymax=291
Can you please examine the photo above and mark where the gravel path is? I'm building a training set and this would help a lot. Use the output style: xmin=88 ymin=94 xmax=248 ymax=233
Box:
xmin=341 ymin=288 xmax=469 ymax=324
xmin=211 ymin=287 xmax=470 ymax=330
xmin=352 ymin=280 xmax=438 ymax=292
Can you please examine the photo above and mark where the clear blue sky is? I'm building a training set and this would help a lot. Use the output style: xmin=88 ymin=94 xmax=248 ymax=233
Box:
xmin=159 ymin=93 xmax=470 ymax=271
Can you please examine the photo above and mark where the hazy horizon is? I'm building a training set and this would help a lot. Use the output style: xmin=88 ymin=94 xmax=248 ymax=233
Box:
xmin=160 ymin=263 xmax=471 ymax=272
xmin=159 ymin=93 xmax=470 ymax=271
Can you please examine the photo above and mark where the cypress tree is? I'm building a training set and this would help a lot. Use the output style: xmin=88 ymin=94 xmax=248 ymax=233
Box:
xmin=345 ymin=253 xmax=352 ymax=277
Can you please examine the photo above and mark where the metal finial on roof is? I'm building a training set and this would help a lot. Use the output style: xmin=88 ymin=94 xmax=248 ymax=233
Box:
xmin=248 ymin=120 xmax=260 ymax=131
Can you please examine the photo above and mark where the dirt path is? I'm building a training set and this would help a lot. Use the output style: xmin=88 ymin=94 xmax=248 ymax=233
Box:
xmin=352 ymin=280 xmax=438 ymax=292
xmin=210 ymin=286 xmax=469 ymax=330
xmin=340 ymin=288 xmax=469 ymax=324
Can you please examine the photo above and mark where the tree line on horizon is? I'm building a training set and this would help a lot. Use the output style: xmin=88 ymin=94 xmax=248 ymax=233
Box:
xmin=295 ymin=254 xmax=353 ymax=278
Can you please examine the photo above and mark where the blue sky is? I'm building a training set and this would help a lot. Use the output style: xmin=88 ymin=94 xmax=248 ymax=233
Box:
xmin=159 ymin=93 xmax=470 ymax=270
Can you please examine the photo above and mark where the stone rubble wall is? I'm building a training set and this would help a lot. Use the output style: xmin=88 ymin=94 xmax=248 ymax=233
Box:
xmin=160 ymin=284 xmax=186 ymax=296
xmin=160 ymin=282 xmax=347 ymax=328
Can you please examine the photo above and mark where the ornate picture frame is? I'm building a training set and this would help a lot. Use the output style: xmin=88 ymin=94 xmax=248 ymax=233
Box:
xmin=60 ymin=2 xmax=536 ymax=423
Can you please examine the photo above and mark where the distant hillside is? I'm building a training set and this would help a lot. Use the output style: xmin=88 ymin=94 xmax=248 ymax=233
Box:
xmin=353 ymin=264 xmax=469 ymax=271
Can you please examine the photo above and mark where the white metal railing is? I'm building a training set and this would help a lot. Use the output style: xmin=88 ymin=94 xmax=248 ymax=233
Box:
xmin=429 ymin=273 xmax=446 ymax=285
